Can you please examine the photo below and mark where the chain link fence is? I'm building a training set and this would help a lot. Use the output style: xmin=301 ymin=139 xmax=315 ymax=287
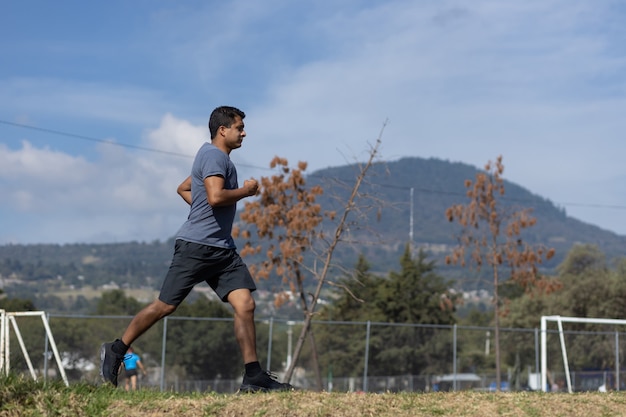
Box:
xmin=3 ymin=314 xmax=626 ymax=393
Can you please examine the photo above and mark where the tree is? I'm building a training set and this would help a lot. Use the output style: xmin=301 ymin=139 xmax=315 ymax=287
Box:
xmin=378 ymin=246 xmax=456 ymax=325
xmin=234 ymin=157 xmax=331 ymax=388
xmin=0 ymin=297 xmax=43 ymax=375
xmin=321 ymin=254 xmax=386 ymax=323
xmin=94 ymin=289 xmax=143 ymax=316
xmin=165 ymin=298 xmax=240 ymax=379
xmin=50 ymin=316 xmax=105 ymax=379
xmin=502 ymin=245 xmax=626 ymax=379
xmin=557 ymin=243 xmax=606 ymax=277
xmin=317 ymin=247 xmax=457 ymax=377
xmin=550 ymin=246 xmax=626 ymax=372
xmin=316 ymin=255 xmax=386 ymax=377
xmin=0 ymin=297 xmax=36 ymax=311
xmin=456 ymin=309 xmax=493 ymax=375
xmin=372 ymin=246 xmax=457 ymax=376
xmin=234 ymin=131 xmax=384 ymax=384
xmin=445 ymin=156 xmax=557 ymax=390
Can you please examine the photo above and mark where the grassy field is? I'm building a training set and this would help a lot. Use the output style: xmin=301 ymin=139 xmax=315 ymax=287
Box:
xmin=2 ymin=376 xmax=626 ymax=417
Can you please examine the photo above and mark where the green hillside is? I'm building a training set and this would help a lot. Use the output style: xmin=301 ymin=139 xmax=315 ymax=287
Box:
xmin=306 ymin=157 xmax=626 ymax=277
xmin=1 ymin=157 xmax=625 ymax=304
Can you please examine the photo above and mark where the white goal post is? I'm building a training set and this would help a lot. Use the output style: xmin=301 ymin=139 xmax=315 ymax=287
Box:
xmin=0 ymin=310 xmax=68 ymax=386
xmin=541 ymin=315 xmax=626 ymax=393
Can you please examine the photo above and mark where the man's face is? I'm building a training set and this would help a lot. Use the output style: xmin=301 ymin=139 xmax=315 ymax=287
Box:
xmin=222 ymin=116 xmax=246 ymax=149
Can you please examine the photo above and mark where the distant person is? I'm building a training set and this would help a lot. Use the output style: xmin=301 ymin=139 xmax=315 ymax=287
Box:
xmin=100 ymin=106 xmax=293 ymax=393
xmin=122 ymin=347 xmax=147 ymax=391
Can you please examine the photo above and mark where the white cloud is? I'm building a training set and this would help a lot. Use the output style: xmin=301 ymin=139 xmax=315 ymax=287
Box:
xmin=2 ymin=0 xmax=626 ymax=242
xmin=0 ymin=141 xmax=94 ymax=210
xmin=143 ymin=113 xmax=207 ymax=157
xmin=0 ymin=114 xmax=210 ymax=243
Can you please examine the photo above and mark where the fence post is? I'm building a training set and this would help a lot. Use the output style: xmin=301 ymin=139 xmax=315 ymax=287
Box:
xmin=266 ymin=316 xmax=273 ymax=371
xmin=535 ymin=327 xmax=543 ymax=391
xmin=540 ymin=316 xmax=547 ymax=392
xmin=615 ymin=332 xmax=619 ymax=391
xmin=160 ymin=316 xmax=168 ymax=392
xmin=453 ymin=324 xmax=457 ymax=391
xmin=363 ymin=320 xmax=371 ymax=392
xmin=0 ymin=310 xmax=3 ymax=375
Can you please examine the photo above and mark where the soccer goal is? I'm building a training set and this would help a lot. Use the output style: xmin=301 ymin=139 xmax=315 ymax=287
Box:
xmin=541 ymin=315 xmax=626 ymax=393
xmin=0 ymin=310 xmax=68 ymax=386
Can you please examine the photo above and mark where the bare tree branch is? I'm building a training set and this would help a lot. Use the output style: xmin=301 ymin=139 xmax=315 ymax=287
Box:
xmin=234 ymin=122 xmax=387 ymax=386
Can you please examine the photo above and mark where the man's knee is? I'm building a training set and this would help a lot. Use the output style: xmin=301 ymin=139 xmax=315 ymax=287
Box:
xmin=152 ymin=299 xmax=177 ymax=318
xmin=241 ymin=296 xmax=256 ymax=313
xmin=228 ymin=290 xmax=255 ymax=314
xmin=237 ymin=296 xmax=256 ymax=314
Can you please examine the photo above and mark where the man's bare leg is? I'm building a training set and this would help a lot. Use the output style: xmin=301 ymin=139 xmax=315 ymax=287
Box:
xmin=121 ymin=299 xmax=177 ymax=346
xmin=227 ymin=289 xmax=295 ymax=392
xmin=101 ymin=299 xmax=177 ymax=386
xmin=227 ymin=289 xmax=258 ymax=364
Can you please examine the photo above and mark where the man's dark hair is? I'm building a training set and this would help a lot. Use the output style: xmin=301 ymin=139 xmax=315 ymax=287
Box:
xmin=208 ymin=106 xmax=246 ymax=139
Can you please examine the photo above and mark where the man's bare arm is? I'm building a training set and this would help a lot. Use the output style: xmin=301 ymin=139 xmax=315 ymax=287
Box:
xmin=177 ymin=176 xmax=192 ymax=205
xmin=204 ymin=175 xmax=258 ymax=207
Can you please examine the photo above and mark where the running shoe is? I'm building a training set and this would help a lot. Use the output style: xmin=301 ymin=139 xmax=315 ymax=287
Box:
xmin=239 ymin=371 xmax=295 ymax=393
xmin=100 ymin=341 xmax=124 ymax=387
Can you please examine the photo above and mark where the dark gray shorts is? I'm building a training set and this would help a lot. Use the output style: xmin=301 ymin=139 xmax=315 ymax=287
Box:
xmin=158 ymin=239 xmax=256 ymax=305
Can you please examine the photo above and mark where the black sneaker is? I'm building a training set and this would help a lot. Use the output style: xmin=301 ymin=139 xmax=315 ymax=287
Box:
xmin=100 ymin=342 xmax=124 ymax=387
xmin=239 ymin=371 xmax=295 ymax=393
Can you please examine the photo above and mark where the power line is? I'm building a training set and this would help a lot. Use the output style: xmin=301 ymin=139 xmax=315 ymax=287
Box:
xmin=310 ymin=172 xmax=626 ymax=212
xmin=553 ymin=202 xmax=626 ymax=210
xmin=0 ymin=119 xmax=194 ymax=158
xmin=0 ymin=118 xmax=271 ymax=171
xmin=3 ymin=118 xmax=626 ymax=211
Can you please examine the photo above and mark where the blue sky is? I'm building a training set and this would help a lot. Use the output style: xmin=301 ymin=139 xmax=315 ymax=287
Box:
xmin=1 ymin=0 xmax=626 ymax=244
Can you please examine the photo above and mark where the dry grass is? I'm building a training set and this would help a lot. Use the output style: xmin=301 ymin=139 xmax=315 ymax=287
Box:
xmin=4 ymin=378 xmax=626 ymax=417
xmin=102 ymin=391 xmax=626 ymax=417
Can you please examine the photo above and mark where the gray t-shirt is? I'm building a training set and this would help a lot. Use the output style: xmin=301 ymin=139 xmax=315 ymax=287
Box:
xmin=176 ymin=143 xmax=238 ymax=248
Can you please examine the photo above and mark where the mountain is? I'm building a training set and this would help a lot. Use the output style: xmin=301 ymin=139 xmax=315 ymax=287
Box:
xmin=1 ymin=157 xmax=625 ymax=302
xmin=304 ymin=157 xmax=626 ymax=281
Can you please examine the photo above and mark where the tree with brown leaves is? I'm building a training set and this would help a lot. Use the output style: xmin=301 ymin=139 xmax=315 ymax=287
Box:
xmin=445 ymin=155 xmax=557 ymax=391
xmin=234 ymin=132 xmax=383 ymax=385
xmin=233 ymin=157 xmax=332 ymax=388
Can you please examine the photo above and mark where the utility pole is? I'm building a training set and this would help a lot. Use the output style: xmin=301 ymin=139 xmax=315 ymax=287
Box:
xmin=409 ymin=187 xmax=414 ymax=252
